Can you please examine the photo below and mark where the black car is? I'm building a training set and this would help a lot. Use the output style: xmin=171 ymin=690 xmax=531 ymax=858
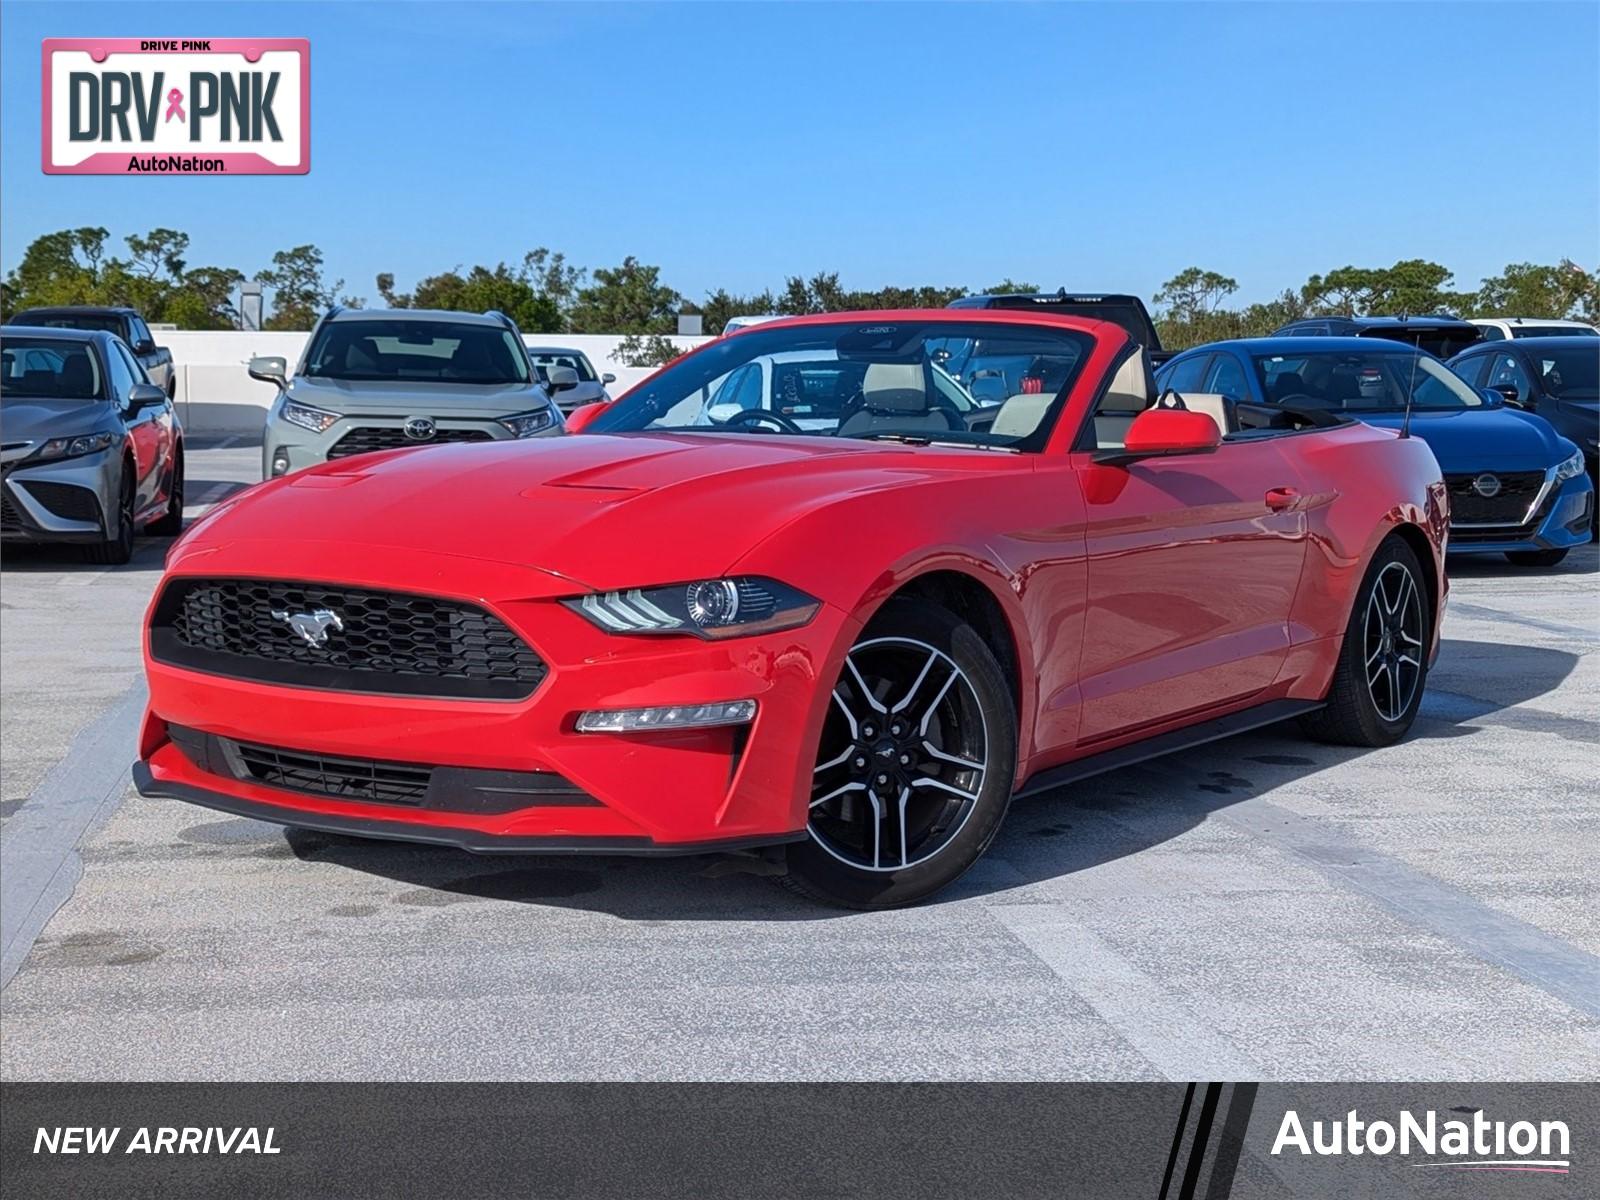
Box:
xmin=1272 ymin=315 xmax=1483 ymax=360
xmin=9 ymin=306 xmax=175 ymax=398
xmin=951 ymin=291 xmax=1171 ymax=365
xmin=1449 ymin=336 xmax=1600 ymax=528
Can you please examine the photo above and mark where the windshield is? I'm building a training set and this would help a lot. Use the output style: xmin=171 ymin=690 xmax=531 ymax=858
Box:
xmin=302 ymin=319 xmax=531 ymax=384
xmin=1252 ymin=350 xmax=1486 ymax=412
xmin=1356 ymin=326 xmax=1481 ymax=359
xmin=12 ymin=312 xmax=125 ymax=337
xmin=528 ymin=349 xmax=597 ymax=382
xmin=1531 ymin=347 xmax=1599 ymax=396
xmin=0 ymin=336 xmax=105 ymax=401
xmin=586 ymin=320 xmax=1095 ymax=449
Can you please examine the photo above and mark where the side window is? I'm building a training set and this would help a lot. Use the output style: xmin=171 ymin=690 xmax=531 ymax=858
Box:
xmin=1203 ymin=354 xmax=1248 ymax=400
xmin=116 ymin=341 xmax=151 ymax=385
xmin=1486 ymin=354 xmax=1533 ymax=403
xmin=709 ymin=364 xmax=762 ymax=412
xmin=1158 ymin=355 xmax=1210 ymax=394
xmin=1477 ymin=325 xmax=1505 ymax=342
xmin=105 ymin=343 xmax=137 ymax=399
xmin=1450 ymin=354 xmax=1488 ymax=388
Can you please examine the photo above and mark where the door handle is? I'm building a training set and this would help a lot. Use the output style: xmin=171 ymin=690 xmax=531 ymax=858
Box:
xmin=1265 ymin=486 xmax=1300 ymax=511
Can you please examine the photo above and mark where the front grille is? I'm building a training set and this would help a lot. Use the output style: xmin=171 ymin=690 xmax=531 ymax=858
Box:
xmin=150 ymin=578 xmax=547 ymax=700
xmin=327 ymin=426 xmax=494 ymax=459
xmin=166 ymin=724 xmax=599 ymax=813
xmin=1445 ymin=471 xmax=1545 ymax=526
xmin=237 ymin=740 xmax=433 ymax=805
xmin=21 ymin=481 xmax=102 ymax=524
xmin=0 ymin=490 xmax=23 ymax=535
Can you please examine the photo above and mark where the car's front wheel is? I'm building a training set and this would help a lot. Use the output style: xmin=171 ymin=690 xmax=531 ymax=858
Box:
xmin=1504 ymin=548 xmax=1568 ymax=568
xmin=147 ymin=449 xmax=184 ymax=537
xmin=782 ymin=598 xmax=1017 ymax=909
xmin=83 ymin=467 xmax=135 ymax=565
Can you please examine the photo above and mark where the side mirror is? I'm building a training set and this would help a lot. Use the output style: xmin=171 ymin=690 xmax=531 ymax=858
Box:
xmin=1479 ymin=387 xmax=1507 ymax=407
xmin=125 ymin=382 xmax=167 ymax=414
xmin=547 ymin=366 xmax=580 ymax=392
xmin=563 ymin=400 xmax=613 ymax=434
xmin=134 ymin=339 xmax=158 ymax=356
xmin=601 ymin=372 xmax=616 ymax=385
xmin=1095 ymin=407 xmax=1221 ymax=466
xmin=1490 ymin=384 xmax=1524 ymax=407
xmin=248 ymin=355 xmax=288 ymax=387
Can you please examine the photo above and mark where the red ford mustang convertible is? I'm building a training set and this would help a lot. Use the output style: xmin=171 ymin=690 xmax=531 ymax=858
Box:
xmin=136 ymin=312 xmax=1448 ymax=907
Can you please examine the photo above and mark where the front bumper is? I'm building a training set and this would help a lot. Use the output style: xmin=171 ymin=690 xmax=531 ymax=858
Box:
xmin=0 ymin=451 xmax=114 ymax=543
xmin=1446 ymin=471 xmax=1594 ymax=554
xmin=139 ymin=542 xmax=855 ymax=851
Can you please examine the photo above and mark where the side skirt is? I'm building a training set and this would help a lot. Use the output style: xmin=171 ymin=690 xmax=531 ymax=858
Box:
xmin=1013 ymin=698 xmax=1324 ymax=799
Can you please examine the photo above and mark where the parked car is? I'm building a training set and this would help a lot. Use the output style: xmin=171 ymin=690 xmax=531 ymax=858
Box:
xmin=10 ymin=305 xmax=176 ymax=397
xmin=138 ymin=310 xmax=1448 ymax=908
xmin=721 ymin=314 xmax=787 ymax=335
xmin=251 ymin=308 xmax=563 ymax=479
xmin=1271 ymin=315 xmax=1483 ymax=360
xmin=524 ymin=345 xmax=615 ymax=413
xmin=1469 ymin=317 xmax=1598 ymax=342
xmin=950 ymin=290 xmax=1173 ymax=364
xmin=1 ymin=326 xmax=184 ymax=563
xmin=1449 ymin=335 xmax=1599 ymax=531
xmin=1157 ymin=336 xmax=1593 ymax=566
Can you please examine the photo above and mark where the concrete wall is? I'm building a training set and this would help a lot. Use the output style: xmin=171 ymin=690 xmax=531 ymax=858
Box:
xmin=160 ymin=330 xmax=714 ymax=436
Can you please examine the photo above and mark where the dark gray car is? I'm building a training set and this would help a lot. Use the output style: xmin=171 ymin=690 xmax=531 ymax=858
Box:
xmin=1 ymin=326 xmax=184 ymax=563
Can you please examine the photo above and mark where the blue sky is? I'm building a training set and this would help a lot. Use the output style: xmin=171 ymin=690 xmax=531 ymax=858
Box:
xmin=3 ymin=1 xmax=1597 ymax=307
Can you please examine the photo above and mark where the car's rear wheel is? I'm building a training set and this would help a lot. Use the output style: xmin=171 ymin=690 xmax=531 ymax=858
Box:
xmin=83 ymin=466 xmax=135 ymax=565
xmin=781 ymin=598 xmax=1016 ymax=909
xmin=1300 ymin=535 xmax=1429 ymax=747
xmin=1504 ymin=548 xmax=1568 ymax=568
xmin=148 ymin=449 xmax=184 ymax=537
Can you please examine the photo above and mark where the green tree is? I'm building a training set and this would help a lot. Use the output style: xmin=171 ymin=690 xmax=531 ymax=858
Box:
xmin=568 ymin=257 xmax=680 ymax=334
xmin=1472 ymin=260 xmax=1597 ymax=320
xmin=983 ymin=279 xmax=1038 ymax=295
xmin=694 ymin=287 xmax=779 ymax=335
xmin=614 ymin=333 xmax=689 ymax=367
xmin=1154 ymin=267 xmax=1239 ymax=323
xmin=256 ymin=244 xmax=354 ymax=330
xmin=376 ymin=263 xmax=562 ymax=331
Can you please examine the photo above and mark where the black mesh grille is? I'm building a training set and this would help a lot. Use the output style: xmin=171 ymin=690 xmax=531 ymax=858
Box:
xmin=236 ymin=741 xmax=433 ymax=805
xmin=21 ymin=481 xmax=102 ymax=524
xmin=327 ymin=427 xmax=493 ymax=459
xmin=0 ymin=490 xmax=23 ymax=534
xmin=1445 ymin=471 xmax=1545 ymax=525
xmin=150 ymin=579 xmax=546 ymax=700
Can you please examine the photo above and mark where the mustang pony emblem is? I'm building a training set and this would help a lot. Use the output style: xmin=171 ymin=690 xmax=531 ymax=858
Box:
xmin=270 ymin=608 xmax=344 ymax=648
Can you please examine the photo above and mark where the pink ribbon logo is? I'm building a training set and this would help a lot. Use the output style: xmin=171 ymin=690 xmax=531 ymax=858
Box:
xmin=164 ymin=88 xmax=185 ymax=123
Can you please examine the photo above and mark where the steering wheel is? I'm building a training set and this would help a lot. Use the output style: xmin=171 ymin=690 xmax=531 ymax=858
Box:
xmin=717 ymin=408 xmax=805 ymax=435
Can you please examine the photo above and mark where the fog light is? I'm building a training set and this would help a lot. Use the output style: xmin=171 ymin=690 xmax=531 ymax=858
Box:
xmin=575 ymin=699 xmax=757 ymax=733
xmin=270 ymin=448 xmax=291 ymax=477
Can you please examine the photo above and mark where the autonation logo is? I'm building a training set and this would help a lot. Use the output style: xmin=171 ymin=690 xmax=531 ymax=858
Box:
xmin=42 ymin=38 xmax=308 ymax=175
xmin=1272 ymin=1108 xmax=1572 ymax=1175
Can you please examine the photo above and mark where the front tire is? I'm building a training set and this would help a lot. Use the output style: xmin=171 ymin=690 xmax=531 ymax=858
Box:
xmin=1300 ymin=535 xmax=1429 ymax=747
xmin=83 ymin=467 xmax=135 ymax=565
xmin=782 ymin=598 xmax=1017 ymax=909
xmin=1504 ymin=548 xmax=1567 ymax=568
xmin=147 ymin=450 xmax=184 ymax=537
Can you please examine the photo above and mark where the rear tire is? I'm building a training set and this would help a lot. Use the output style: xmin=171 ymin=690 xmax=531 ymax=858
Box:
xmin=83 ymin=467 xmax=135 ymax=565
xmin=1299 ymin=535 xmax=1429 ymax=747
xmin=147 ymin=450 xmax=184 ymax=537
xmin=1504 ymin=548 xmax=1567 ymax=568
xmin=781 ymin=598 xmax=1017 ymax=909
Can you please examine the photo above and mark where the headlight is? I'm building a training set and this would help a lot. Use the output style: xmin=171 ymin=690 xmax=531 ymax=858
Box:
xmin=280 ymin=398 xmax=341 ymax=434
xmin=29 ymin=430 xmax=117 ymax=462
xmin=1553 ymin=448 xmax=1586 ymax=483
xmin=566 ymin=577 xmax=820 ymax=639
xmin=497 ymin=408 xmax=556 ymax=438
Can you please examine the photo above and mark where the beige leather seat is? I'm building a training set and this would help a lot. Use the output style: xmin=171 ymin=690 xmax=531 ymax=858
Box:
xmin=837 ymin=363 xmax=958 ymax=437
xmin=1174 ymin=392 xmax=1235 ymax=438
xmin=1090 ymin=349 xmax=1152 ymax=448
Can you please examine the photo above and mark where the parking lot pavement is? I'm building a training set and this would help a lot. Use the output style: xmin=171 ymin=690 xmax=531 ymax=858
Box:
xmin=1 ymin=441 xmax=1596 ymax=1081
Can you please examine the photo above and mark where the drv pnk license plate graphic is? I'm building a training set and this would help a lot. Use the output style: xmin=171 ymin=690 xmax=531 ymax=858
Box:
xmin=41 ymin=39 xmax=309 ymax=175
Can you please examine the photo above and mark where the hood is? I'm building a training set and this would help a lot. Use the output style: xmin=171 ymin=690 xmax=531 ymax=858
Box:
xmin=1358 ymin=406 xmax=1571 ymax=472
xmin=182 ymin=433 xmax=961 ymax=589
xmin=0 ymin=399 xmax=115 ymax=446
xmin=285 ymin=376 xmax=552 ymax=418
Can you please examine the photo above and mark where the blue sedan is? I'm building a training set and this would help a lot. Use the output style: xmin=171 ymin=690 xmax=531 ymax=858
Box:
xmin=1155 ymin=337 xmax=1594 ymax=567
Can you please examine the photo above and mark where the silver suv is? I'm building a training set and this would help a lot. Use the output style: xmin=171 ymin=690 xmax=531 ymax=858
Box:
xmin=252 ymin=308 xmax=563 ymax=479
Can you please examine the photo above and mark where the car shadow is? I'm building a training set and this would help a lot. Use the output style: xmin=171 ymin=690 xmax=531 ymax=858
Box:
xmin=0 ymin=537 xmax=170 ymax=574
xmin=1446 ymin=540 xmax=1597 ymax=577
xmin=275 ymin=637 xmax=1581 ymax=921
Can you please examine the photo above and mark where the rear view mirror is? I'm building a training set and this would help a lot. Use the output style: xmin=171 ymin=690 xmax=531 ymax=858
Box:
xmin=564 ymin=400 xmax=613 ymax=433
xmin=248 ymin=355 xmax=288 ymax=387
xmin=1095 ymin=407 xmax=1221 ymax=466
xmin=547 ymin=366 xmax=580 ymax=392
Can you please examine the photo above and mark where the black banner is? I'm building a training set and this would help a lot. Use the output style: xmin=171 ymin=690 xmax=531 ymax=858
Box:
xmin=2 ymin=1082 xmax=1591 ymax=1198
